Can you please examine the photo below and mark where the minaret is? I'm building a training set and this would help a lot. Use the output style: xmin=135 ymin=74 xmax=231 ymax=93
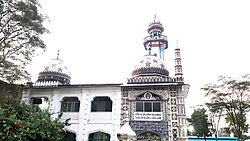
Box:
xmin=143 ymin=15 xmax=168 ymax=61
xmin=174 ymin=40 xmax=184 ymax=82
xmin=123 ymin=17 xmax=190 ymax=141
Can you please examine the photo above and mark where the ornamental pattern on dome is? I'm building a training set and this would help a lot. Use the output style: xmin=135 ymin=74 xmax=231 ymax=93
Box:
xmin=134 ymin=55 xmax=166 ymax=70
xmin=42 ymin=59 xmax=71 ymax=76
xmin=132 ymin=54 xmax=169 ymax=78
xmin=36 ymin=53 xmax=71 ymax=86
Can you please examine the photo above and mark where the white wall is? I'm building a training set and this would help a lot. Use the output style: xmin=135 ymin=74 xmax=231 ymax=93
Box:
xmin=23 ymin=85 xmax=121 ymax=141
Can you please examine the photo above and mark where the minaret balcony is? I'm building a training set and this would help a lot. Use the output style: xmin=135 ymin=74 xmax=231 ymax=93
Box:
xmin=143 ymin=35 xmax=168 ymax=50
xmin=144 ymin=35 xmax=168 ymax=42
xmin=147 ymin=23 xmax=164 ymax=33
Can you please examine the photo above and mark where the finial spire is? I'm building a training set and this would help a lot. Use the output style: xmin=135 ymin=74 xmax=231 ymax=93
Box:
xmin=154 ymin=15 xmax=156 ymax=22
xmin=176 ymin=40 xmax=179 ymax=49
xmin=57 ymin=50 xmax=60 ymax=60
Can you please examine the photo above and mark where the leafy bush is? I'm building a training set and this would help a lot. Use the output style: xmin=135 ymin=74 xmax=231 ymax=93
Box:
xmin=0 ymin=103 xmax=69 ymax=141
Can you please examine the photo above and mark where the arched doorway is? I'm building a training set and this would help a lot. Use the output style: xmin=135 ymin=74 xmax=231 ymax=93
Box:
xmin=137 ymin=131 xmax=162 ymax=141
xmin=88 ymin=131 xmax=110 ymax=141
xmin=65 ymin=131 xmax=76 ymax=141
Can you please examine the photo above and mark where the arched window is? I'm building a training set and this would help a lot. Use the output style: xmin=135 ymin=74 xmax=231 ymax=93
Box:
xmin=65 ymin=131 xmax=76 ymax=141
xmin=180 ymin=106 xmax=184 ymax=114
xmin=31 ymin=97 xmax=49 ymax=109
xmin=135 ymin=92 xmax=161 ymax=112
xmin=136 ymin=101 xmax=161 ymax=112
xmin=91 ymin=97 xmax=112 ymax=112
xmin=31 ymin=97 xmax=42 ymax=104
xmin=182 ymin=129 xmax=186 ymax=137
xmin=178 ymin=128 xmax=181 ymax=137
xmin=61 ymin=97 xmax=80 ymax=112
xmin=88 ymin=132 xmax=110 ymax=141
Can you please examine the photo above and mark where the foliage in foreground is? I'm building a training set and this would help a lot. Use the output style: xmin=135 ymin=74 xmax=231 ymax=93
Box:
xmin=203 ymin=74 xmax=250 ymax=141
xmin=0 ymin=102 xmax=70 ymax=141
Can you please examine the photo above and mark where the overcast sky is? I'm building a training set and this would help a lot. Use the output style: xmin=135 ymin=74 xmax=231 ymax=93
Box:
xmin=28 ymin=0 xmax=250 ymax=116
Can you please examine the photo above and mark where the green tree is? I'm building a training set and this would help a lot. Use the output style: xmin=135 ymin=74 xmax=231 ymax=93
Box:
xmin=0 ymin=0 xmax=48 ymax=83
xmin=224 ymin=113 xmax=248 ymax=139
xmin=202 ymin=75 xmax=250 ymax=141
xmin=206 ymin=103 xmax=223 ymax=141
xmin=190 ymin=108 xmax=211 ymax=140
xmin=0 ymin=1 xmax=72 ymax=140
xmin=0 ymin=102 xmax=70 ymax=141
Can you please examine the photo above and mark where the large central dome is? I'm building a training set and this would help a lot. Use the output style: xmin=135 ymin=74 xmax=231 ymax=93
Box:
xmin=132 ymin=54 xmax=169 ymax=78
xmin=127 ymin=54 xmax=170 ymax=84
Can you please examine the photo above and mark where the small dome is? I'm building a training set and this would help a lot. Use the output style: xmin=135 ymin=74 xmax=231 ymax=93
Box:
xmin=36 ymin=58 xmax=71 ymax=85
xmin=147 ymin=22 xmax=164 ymax=34
xmin=131 ymin=54 xmax=169 ymax=78
xmin=42 ymin=59 xmax=71 ymax=76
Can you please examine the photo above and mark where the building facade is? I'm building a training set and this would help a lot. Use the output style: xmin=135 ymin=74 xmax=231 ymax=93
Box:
xmin=23 ymin=83 xmax=122 ymax=141
xmin=120 ymin=17 xmax=189 ymax=141
xmin=22 ymin=17 xmax=189 ymax=141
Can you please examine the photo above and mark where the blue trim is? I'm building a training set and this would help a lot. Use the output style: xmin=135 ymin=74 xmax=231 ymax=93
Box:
xmin=188 ymin=136 xmax=238 ymax=141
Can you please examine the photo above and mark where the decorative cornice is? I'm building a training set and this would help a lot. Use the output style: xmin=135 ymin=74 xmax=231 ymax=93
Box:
xmin=128 ymin=76 xmax=177 ymax=84
xmin=132 ymin=67 xmax=169 ymax=78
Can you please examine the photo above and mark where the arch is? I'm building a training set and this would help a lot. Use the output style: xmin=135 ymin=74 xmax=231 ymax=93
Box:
xmin=90 ymin=95 xmax=114 ymax=102
xmin=136 ymin=92 xmax=162 ymax=101
xmin=91 ymin=96 xmax=112 ymax=112
xmin=88 ymin=131 xmax=111 ymax=141
xmin=66 ymin=128 xmax=77 ymax=134
xmin=30 ymin=97 xmax=49 ymax=109
xmin=135 ymin=92 xmax=162 ymax=113
xmin=88 ymin=129 xmax=111 ymax=135
xmin=65 ymin=131 xmax=76 ymax=141
xmin=30 ymin=96 xmax=49 ymax=104
xmin=60 ymin=97 xmax=80 ymax=112
xmin=137 ymin=131 xmax=162 ymax=141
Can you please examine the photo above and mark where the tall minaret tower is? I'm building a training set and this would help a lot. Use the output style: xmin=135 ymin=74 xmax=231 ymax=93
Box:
xmin=174 ymin=40 xmax=184 ymax=82
xmin=122 ymin=17 xmax=190 ymax=141
xmin=143 ymin=15 xmax=168 ymax=61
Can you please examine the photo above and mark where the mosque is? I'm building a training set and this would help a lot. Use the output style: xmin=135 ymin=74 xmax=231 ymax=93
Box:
xmin=22 ymin=17 xmax=190 ymax=141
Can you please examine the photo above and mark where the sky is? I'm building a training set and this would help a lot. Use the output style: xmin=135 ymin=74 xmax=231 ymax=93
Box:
xmin=28 ymin=0 xmax=250 ymax=116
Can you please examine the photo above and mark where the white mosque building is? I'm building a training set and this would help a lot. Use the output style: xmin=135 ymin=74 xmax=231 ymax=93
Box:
xmin=22 ymin=17 xmax=190 ymax=141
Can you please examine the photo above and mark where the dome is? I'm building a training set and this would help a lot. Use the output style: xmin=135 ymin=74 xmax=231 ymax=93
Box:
xmin=131 ymin=54 xmax=169 ymax=78
xmin=42 ymin=59 xmax=71 ymax=76
xmin=36 ymin=58 xmax=71 ymax=85
xmin=147 ymin=21 xmax=164 ymax=34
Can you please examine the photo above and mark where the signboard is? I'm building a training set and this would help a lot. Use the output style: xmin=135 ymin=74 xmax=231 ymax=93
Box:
xmin=134 ymin=112 xmax=162 ymax=121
